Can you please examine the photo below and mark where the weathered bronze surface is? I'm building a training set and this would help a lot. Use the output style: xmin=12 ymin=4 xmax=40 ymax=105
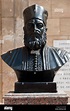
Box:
xmin=1 ymin=4 xmax=70 ymax=92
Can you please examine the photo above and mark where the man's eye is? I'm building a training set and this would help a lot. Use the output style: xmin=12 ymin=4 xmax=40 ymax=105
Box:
xmin=37 ymin=23 xmax=43 ymax=28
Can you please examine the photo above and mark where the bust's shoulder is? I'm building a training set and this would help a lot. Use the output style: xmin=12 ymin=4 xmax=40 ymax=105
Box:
xmin=2 ymin=46 xmax=27 ymax=55
xmin=47 ymin=46 xmax=69 ymax=56
xmin=43 ymin=45 xmax=70 ymax=70
xmin=47 ymin=46 xmax=70 ymax=59
xmin=1 ymin=46 xmax=28 ymax=64
xmin=1 ymin=46 xmax=29 ymax=70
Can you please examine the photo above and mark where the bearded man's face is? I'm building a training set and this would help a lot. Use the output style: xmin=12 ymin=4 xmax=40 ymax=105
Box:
xmin=24 ymin=19 xmax=47 ymax=50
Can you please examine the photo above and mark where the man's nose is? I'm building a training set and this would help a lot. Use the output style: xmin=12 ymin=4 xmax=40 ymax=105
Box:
xmin=33 ymin=24 xmax=37 ymax=32
xmin=33 ymin=24 xmax=40 ymax=34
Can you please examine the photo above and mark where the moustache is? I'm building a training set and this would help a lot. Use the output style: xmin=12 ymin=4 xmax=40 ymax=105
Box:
xmin=29 ymin=31 xmax=41 ymax=38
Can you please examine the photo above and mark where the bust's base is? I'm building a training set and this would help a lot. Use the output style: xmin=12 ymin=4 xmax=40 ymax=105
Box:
xmin=4 ymin=91 xmax=69 ymax=105
xmin=15 ymin=82 xmax=57 ymax=93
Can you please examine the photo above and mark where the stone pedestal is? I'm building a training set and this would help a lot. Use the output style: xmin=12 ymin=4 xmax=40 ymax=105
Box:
xmin=15 ymin=82 xmax=57 ymax=93
xmin=4 ymin=91 xmax=69 ymax=105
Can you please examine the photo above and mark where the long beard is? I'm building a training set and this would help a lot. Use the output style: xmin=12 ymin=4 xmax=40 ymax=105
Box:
xmin=24 ymin=32 xmax=47 ymax=50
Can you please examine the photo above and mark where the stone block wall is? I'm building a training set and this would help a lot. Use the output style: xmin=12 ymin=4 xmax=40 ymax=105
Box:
xmin=0 ymin=0 xmax=70 ymax=103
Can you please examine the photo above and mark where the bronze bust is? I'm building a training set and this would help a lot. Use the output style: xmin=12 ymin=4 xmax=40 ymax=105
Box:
xmin=1 ymin=4 xmax=70 ymax=92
